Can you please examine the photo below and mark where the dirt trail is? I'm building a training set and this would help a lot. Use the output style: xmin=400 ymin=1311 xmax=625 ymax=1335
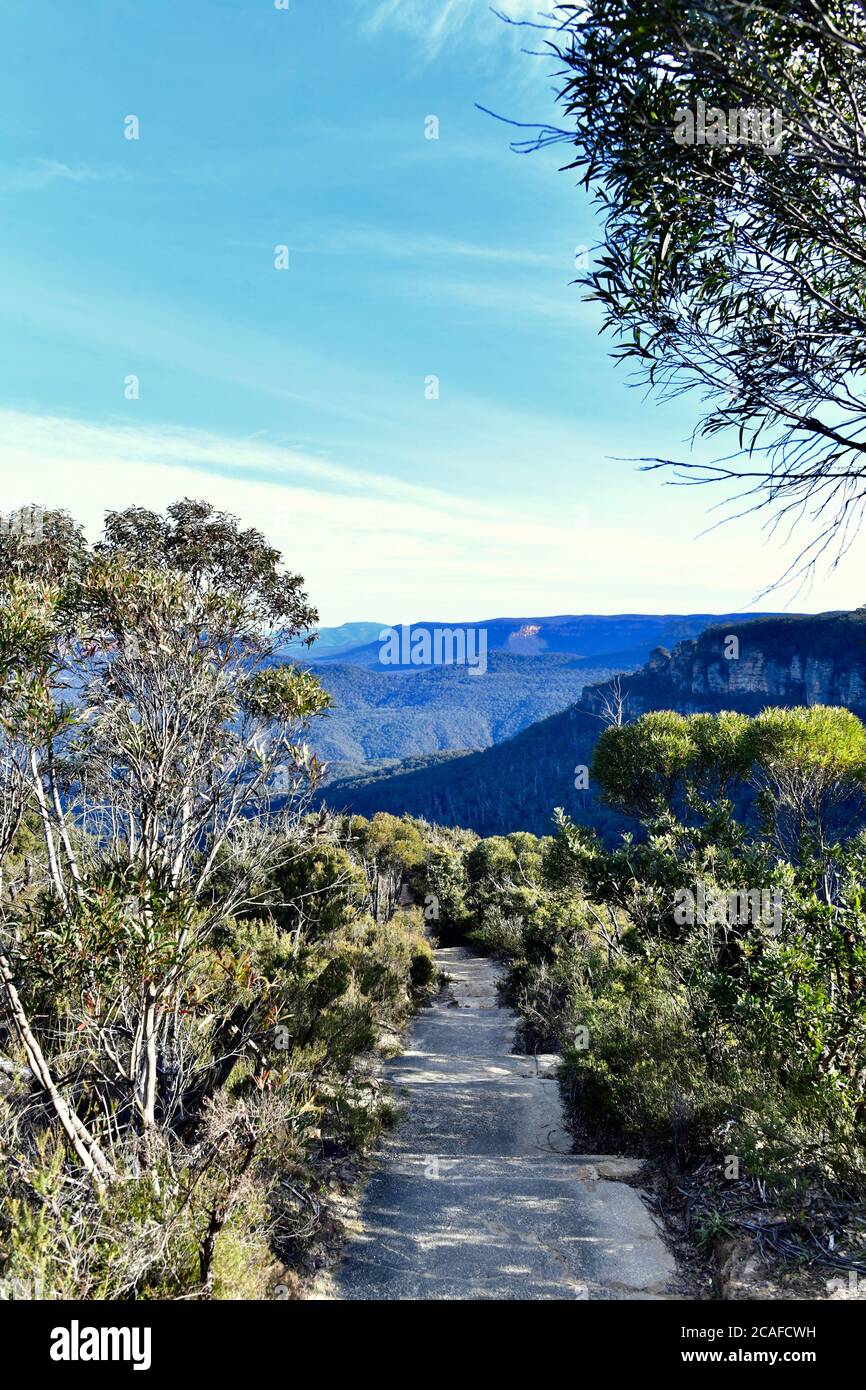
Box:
xmin=329 ymin=946 xmax=678 ymax=1300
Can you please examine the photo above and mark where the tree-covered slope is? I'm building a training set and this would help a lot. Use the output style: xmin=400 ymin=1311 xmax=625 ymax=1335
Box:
xmin=308 ymin=651 xmax=621 ymax=769
xmin=309 ymin=611 xmax=783 ymax=668
xmin=583 ymin=610 xmax=866 ymax=720
xmin=320 ymin=701 xmax=629 ymax=842
xmin=322 ymin=608 xmax=866 ymax=839
xmin=280 ymin=621 xmax=385 ymax=660
xmin=304 ymin=615 xmax=788 ymax=773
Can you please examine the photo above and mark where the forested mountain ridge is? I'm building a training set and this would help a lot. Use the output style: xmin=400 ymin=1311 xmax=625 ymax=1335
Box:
xmin=281 ymin=621 xmax=385 ymax=659
xmin=320 ymin=701 xmax=620 ymax=840
xmin=300 ymin=613 xmax=788 ymax=781
xmin=305 ymin=611 xmax=783 ymax=669
xmin=582 ymin=610 xmax=866 ymax=720
xmin=322 ymin=608 xmax=866 ymax=838
xmin=306 ymin=651 xmax=621 ymax=778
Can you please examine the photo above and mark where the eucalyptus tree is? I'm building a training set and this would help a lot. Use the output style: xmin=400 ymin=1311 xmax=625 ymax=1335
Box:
xmin=591 ymin=709 xmax=696 ymax=817
xmin=747 ymin=703 xmax=866 ymax=854
xmin=518 ymin=1 xmax=866 ymax=587
xmin=0 ymin=501 xmax=329 ymax=1176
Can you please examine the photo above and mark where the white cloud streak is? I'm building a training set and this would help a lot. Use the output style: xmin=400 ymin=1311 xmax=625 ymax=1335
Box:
xmin=0 ymin=408 xmax=857 ymax=625
xmin=363 ymin=0 xmax=546 ymax=59
xmin=320 ymin=224 xmax=565 ymax=268
xmin=0 ymin=160 xmax=110 ymax=193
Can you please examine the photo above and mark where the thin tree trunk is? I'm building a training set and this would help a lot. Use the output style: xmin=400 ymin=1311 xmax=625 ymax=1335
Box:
xmin=132 ymin=980 xmax=159 ymax=1141
xmin=28 ymin=749 xmax=67 ymax=904
xmin=0 ymin=948 xmax=114 ymax=1183
xmin=46 ymin=743 xmax=85 ymax=902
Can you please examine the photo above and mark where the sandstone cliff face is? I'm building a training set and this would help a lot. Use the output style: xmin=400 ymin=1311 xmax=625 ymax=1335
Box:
xmin=581 ymin=611 xmax=866 ymax=719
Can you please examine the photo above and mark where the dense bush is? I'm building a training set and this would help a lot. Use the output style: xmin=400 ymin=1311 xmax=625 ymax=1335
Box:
xmin=0 ymin=505 xmax=438 ymax=1301
xmin=551 ymin=715 xmax=865 ymax=1197
xmin=451 ymin=710 xmax=866 ymax=1216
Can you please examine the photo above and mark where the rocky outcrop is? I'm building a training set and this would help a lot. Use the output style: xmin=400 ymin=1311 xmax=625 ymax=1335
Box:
xmin=582 ymin=610 xmax=866 ymax=719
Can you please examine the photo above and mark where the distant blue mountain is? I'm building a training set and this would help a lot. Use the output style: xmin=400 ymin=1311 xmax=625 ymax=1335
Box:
xmin=281 ymin=621 xmax=386 ymax=660
xmin=305 ymin=612 xmax=785 ymax=671
xmin=306 ymin=651 xmax=619 ymax=779
xmin=320 ymin=609 xmax=859 ymax=842
xmin=295 ymin=612 xmax=789 ymax=785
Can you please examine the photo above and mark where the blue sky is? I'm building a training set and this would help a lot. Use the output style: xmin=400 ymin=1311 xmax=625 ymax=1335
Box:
xmin=0 ymin=0 xmax=861 ymax=623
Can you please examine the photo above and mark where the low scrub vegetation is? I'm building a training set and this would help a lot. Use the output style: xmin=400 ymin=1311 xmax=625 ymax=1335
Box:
xmin=0 ymin=502 xmax=434 ymax=1300
xmin=416 ymin=708 xmax=866 ymax=1279
xmin=3 ymin=499 xmax=864 ymax=1295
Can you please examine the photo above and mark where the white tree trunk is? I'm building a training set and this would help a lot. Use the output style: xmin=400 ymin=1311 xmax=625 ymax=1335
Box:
xmin=0 ymin=948 xmax=114 ymax=1183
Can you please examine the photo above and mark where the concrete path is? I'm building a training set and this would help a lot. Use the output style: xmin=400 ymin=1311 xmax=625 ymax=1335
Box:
xmin=331 ymin=947 xmax=678 ymax=1300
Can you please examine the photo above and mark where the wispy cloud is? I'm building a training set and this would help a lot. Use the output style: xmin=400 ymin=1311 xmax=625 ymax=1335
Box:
xmin=0 ymin=159 xmax=110 ymax=193
xmin=304 ymin=224 xmax=588 ymax=324
xmin=0 ymin=261 xmax=598 ymax=466
xmin=0 ymin=407 xmax=613 ymax=621
xmin=320 ymin=224 xmax=564 ymax=268
xmin=362 ymin=0 xmax=546 ymax=60
xmin=405 ymin=273 xmax=592 ymax=325
xmin=0 ymin=408 xmax=572 ymax=534
xmin=0 ymin=408 xmax=849 ymax=624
